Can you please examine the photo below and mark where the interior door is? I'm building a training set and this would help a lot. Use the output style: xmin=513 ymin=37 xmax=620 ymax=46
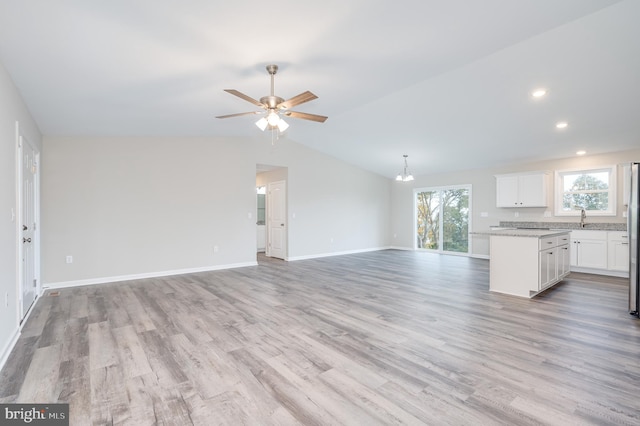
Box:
xmin=267 ymin=180 xmax=287 ymax=259
xmin=20 ymin=135 xmax=38 ymax=319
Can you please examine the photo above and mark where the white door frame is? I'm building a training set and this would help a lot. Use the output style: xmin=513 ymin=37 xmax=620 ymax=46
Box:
xmin=16 ymin=122 xmax=41 ymax=323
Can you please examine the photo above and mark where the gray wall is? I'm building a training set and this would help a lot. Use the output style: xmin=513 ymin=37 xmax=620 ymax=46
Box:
xmin=390 ymin=148 xmax=640 ymax=257
xmin=0 ymin=62 xmax=42 ymax=363
xmin=41 ymin=135 xmax=391 ymax=285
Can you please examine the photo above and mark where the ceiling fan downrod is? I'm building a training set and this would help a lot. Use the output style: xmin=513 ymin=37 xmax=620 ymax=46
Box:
xmin=261 ymin=65 xmax=284 ymax=109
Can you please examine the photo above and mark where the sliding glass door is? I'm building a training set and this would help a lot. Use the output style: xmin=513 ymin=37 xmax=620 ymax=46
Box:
xmin=416 ymin=186 xmax=470 ymax=254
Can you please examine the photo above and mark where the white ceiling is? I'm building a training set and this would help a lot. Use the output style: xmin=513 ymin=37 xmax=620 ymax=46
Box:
xmin=1 ymin=0 xmax=639 ymax=178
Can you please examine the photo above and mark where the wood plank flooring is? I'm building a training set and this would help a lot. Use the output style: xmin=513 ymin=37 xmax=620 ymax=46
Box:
xmin=1 ymin=250 xmax=639 ymax=425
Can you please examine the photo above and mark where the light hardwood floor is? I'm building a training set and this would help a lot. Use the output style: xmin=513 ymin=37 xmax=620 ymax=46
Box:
xmin=1 ymin=250 xmax=639 ymax=425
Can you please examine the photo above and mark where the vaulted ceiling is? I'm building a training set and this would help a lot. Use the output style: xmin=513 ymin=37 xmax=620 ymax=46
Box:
xmin=1 ymin=1 xmax=638 ymax=177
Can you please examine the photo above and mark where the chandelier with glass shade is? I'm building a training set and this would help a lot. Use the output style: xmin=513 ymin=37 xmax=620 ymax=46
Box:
xmin=396 ymin=154 xmax=414 ymax=182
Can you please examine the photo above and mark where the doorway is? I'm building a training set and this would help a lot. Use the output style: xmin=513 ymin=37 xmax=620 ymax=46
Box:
xmin=17 ymin=127 xmax=40 ymax=322
xmin=256 ymin=165 xmax=288 ymax=261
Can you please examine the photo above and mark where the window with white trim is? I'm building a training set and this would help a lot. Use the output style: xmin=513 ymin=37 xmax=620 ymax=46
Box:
xmin=554 ymin=166 xmax=616 ymax=216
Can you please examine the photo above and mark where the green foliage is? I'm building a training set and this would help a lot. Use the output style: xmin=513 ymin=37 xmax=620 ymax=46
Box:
xmin=563 ymin=174 xmax=609 ymax=211
xmin=416 ymin=189 xmax=468 ymax=252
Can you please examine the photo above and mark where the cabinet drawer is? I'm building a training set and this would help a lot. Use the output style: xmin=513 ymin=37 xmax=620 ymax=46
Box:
xmin=607 ymin=231 xmax=628 ymax=242
xmin=571 ymin=230 xmax=607 ymax=241
xmin=557 ymin=234 xmax=570 ymax=245
xmin=539 ymin=236 xmax=557 ymax=250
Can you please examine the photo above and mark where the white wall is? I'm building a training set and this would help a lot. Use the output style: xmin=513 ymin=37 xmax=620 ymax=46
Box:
xmin=0 ymin=62 xmax=42 ymax=366
xmin=391 ymin=148 xmax=640 ymax=257
xmin=42 ymin=135 xmax=391 ymax=285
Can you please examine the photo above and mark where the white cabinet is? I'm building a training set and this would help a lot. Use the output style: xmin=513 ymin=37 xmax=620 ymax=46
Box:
xmin=495 ymin=171 xmax=549 ymax=207
xmin=570 ymin=230 xmax=608 ymax=269
xmin=568 ymin=230 xmax=629 ymax=277
xmin=558 ymin=244 xmax=571 ymax=277
xmin=539 ymin=247 xmax=558 ymax=290
xmin=490 ymin=231 xmax=570 ymax=298
xmin=538 ymin=235 xmax=570 ymax=291
xmin=608 ymin=231 xmax=629 ymax=271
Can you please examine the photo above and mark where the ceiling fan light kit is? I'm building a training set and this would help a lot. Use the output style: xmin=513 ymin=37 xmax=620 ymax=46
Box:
xmin=216 ymin=64 xmax=327 ymax=135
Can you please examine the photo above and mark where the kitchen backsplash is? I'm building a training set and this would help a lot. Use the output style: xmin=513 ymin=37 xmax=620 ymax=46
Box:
xmin=499 ymin=221 xmax=626 ymax=231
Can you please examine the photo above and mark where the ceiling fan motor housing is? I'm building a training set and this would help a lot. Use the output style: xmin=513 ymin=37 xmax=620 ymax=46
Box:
xmin=260 ymin=95 xmax=285 ymax=109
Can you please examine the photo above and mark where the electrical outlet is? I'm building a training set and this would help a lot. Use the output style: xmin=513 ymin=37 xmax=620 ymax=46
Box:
xmin=66 ymin=255 xmax=73 ymax=264
xmin=5 ymin=292 xmax=8 ymax=307
xmin=213 ymin=246 xmax=219 ymax=253
xmin=514 ymin=212 xmax=519 ymax=218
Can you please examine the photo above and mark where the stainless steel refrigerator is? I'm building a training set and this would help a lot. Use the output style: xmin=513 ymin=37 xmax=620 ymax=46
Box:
xmin=629 ymin=162 xmax=639 ymax=317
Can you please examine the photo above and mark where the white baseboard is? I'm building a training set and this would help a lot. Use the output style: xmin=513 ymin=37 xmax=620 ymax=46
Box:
xmin=388 ymin=246 xmax=413 ymax=251
xmin=470 ymin=253 xmax=490 ymax=260
xmin=288 ymin=246 xmax=391 ymax=262
xmin=569 ymin=266 xmax=629 ymax=278
xmin=0 ymin=328 xmax=20 ymax=375
xmin=42 ymin=261 xmax=258 ymax=290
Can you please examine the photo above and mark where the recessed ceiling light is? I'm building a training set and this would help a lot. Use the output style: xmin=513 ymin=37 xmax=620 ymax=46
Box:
xmin=531 ymin=89 xmax=547 ymax=98
xmin=576 ymin=150 xmax=586 ymax=156
xmin=556 ymin=121 xmax=568 ymax=129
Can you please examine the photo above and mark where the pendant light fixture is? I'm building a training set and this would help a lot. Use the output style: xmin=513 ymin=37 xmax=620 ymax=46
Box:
xmin=396 ymin=154 xmax=414 ymax=182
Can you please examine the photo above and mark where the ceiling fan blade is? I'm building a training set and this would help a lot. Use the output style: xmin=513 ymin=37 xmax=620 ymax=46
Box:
xmin=224 ymin=89 xmax=265 ymax=107
xmin=284 ymin=111 xmax=328 ymax=123
xmin=277 ymin=91 xmax=318 ymax=110
xmin=215 ymin=111 xmax=262 ymax=119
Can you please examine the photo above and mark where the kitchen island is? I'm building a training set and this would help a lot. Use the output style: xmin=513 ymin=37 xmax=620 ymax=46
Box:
xmin=482 ymin=229 xmax=571 ymax=298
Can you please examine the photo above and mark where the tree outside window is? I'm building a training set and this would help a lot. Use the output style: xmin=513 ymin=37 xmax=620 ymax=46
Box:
xmin=416 ymin=187 xmax=469 ymax=253
xmin=555 ymin=166 xmax=616 ymax=216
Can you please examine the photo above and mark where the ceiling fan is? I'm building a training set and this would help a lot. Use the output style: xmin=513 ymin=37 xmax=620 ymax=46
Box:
xmin=216 ymin=64 xmax=328 ymax=132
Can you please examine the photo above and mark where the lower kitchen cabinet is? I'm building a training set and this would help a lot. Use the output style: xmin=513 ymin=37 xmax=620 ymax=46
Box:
xmin=569 ymin=230 xmax=629 ymax=276
xmin=539 ymin=247 xmax=558 ymax=290
xmin=608 ymin=231 xmax=630 ymax=271
xmin=558 ymin=244 xmax=571 ymax=277
xmin=490 ymin=231 xmax=570 ymax=298
xmin=570 ymin=230 xmax=608 ymax=269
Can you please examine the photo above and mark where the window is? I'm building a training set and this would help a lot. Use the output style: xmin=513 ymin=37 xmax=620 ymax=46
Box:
xmin=554 ymin=166 xmax=616 ymax=216
xmin=415 ymin=185 xmax=471 ymax=254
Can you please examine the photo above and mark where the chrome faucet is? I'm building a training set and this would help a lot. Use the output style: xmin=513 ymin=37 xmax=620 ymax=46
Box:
xmin=580 ymin=209 xmax=586 ymax=228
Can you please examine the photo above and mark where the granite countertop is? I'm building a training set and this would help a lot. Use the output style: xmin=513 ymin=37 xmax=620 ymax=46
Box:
xmin=499 ymin=221 xmax=626 ymax=231
xmin=472 ymin=229 xmax=570 ymax=238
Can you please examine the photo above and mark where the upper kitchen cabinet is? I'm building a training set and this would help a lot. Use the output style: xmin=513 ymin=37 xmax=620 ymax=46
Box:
xmin=495 ymin=171 xmax=549 ymax=208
